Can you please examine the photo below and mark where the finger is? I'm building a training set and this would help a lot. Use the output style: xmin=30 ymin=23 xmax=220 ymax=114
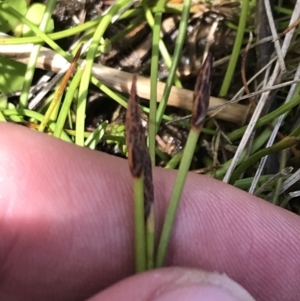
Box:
xmin=0 ymin=123 xmax=299 ymax=301
xmin=87 ymin=267 xmax=255 ymax=301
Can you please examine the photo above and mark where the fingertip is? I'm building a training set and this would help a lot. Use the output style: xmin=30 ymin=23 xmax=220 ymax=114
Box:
xmin=0 ymin=122 xmax=299 ymax=301
xmin=88 ymin=268 xmax=255 ymax=301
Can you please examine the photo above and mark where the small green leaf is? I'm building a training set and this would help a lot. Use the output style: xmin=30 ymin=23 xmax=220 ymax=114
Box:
xmin=98 ymin=38 xmax=112 ymax=54
xmin=85 ymin=121 xmax=109 ymax=149
xmin=18 ymin=3 xmax=54 ymax=37
xmin=0 ymin=57 xmax=26 ymax=95
xmin=0 ymin=0 xmax=27 ymax=33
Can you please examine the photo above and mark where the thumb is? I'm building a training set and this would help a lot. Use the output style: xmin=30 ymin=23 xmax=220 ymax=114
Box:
xmin=88 ymin=267 xmax=256 ymax=301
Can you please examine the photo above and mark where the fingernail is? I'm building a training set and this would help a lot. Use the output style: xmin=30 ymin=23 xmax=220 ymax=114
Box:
xmin=152 ymin=270 xmax=255 ymax=301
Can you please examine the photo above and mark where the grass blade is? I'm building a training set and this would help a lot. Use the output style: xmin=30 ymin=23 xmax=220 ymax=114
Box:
xmin=38 ymin=45 xmax=82 ymax=132
xmin=229 ymin=136 xmax=299 ymax=184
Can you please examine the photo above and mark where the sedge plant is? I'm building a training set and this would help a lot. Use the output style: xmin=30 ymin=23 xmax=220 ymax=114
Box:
xmin=125 ymin=75 xmax=154 ymax=272
xmin=156 ymin=53 xmax=213 ymax=267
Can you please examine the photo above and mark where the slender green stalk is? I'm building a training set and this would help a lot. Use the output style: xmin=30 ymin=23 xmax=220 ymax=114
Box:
xmin=33 ymin=92 xmax=55 ymax=120
xmin=76 ymin=0 xmax=131 ymax=146
xmin=155 ymin=148 xmax=169 ymax=163
xmin=274 ymin=6 xmax=292 ymax=15
xmin=272 ymin=149 xmax=287 ymax=204
xmin=156 ymin=129 xmax=200 ymax=267
xmin=146 ymin=204 xmax=155 ymax=269
xmin=38 ymin=85 xmax=60 ymax=132
xmin=148 ymin=1 xmax=164 ymax=165
xmin=118 ymin=7 xmax=144 ymax=20
xmin=39 ymin=44 xmax=82 ymax=133
xmin=155 ymin=0 xmax=191 ymax=130
xmin=110 ymin=15 xmax=144 ymax=44
xmin=64 ymin=128 xmax=114 ymax=139
xmin=290 ymin=122 xmax=300 ymax=137
xmin=85 ymin=121 xmax=108 ymax=149
xmin=90 ymin=77 xmax=128 ymax=108
xmin=215 ymin=94 xmax=300 ymax=179
xmin=51 ymin=88 xmax=61 ymax=121
xmin=83 ymin=73 xmax=171 ymax=145
xmin=156 ymin=53 xmax=212 ymax=267
xmin=0 ymin=5 xmax=184 ymax=46
xmin=219 ymin=0 xmax=250 ymax=97
xmin=212 ymin=126 xmax=273 ymax=179
xmin=1 ymin=4 xmax=72 ymax=61
xmin=227 ymin=95 xmax=300 ymax=141
xmin=234 ymin=174 xmax=291 ymax=190
xmin=133 ymin=176 xmax=147 ymax=272
xmin=0 ymin=17 xmax=102 ymax=44
xmin=165 ymin=150 xmax=183 ymax=169
xmin=142 ymin=1 xmax=182 ymax=88
xmin=126 ymin=75 xmax=148 ymax=273
xmin=3 ymin=109 xmax=71 ymax=142
xmin=229 ymin=137 xmax=299 ymax=184
xmin=54 ymin=67 xmax=84 ymax=138
xmin=19 ymin=0 xmax=57 ymax=108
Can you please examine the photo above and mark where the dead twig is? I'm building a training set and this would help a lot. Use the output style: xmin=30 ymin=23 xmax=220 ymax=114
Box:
xmin=0 ymin=43 xmax=249 ymax=124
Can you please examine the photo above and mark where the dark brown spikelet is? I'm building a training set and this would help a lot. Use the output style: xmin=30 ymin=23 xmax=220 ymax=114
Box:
xmin=191 ymin=53 xmax=213 ymax=129
xmin=126 ymin=74 xmax=146 ymax=178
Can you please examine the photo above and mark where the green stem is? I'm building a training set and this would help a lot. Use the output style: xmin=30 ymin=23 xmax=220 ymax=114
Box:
xmin=155 ymin=0 xmax=191 ymax=131
xmin=142 ymin=2 xmax=182 ymax=88
xmin=229 ymin=136 xmax=299 ymax=184
xmin=272 ymin=149 xmax=287 ymax=204
xmin=91 ymin=77 xmax=128 ymax=107
xmin=0 ymin=7 xmax=141 ymax=45
xmin=133 ymin=176 xmax=147 ymax=273
xmin=227 ymin=95 xmax=300 ymax=142
xmin=234 ymin=174 xmax=291 ymax=190
xmin=148 ymin=8 xmax=163 ymax=165
xmin=146 ymin=204 xmax=155 ymax=270
xmin=156 ymin=128 xmax=200 ymax=267
xmin=3 ymin=108 xmax=71 ymax=142
xmin=165 ymin=150 xmax=183 ymax=169
xmin=0 ymin=17 xmax=102 ymax=45
xmin=19 ymin=0 xmax=57 ymax=108
xmin=1 ymin=4 xmax=72 ymax=61
xmin=85 ymin=121 xmax=108 ymax=149
xmin=54 ymin=67 xmax=84 ymax=138
xmin=219 ymin=0 xmax=249 ymax=97
xmin=212 ymin=126 xmax=273 ymax=179
xmin=38 ymin=86 xmax=60 ymax=132
xmin=110 ymin=15 xmax=144 ymax=44
xmin=76 ymin=0 xmax=131 ymax=146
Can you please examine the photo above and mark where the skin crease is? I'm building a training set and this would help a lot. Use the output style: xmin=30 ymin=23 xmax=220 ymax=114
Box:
xmin=0 ymin=123 xmax=299 ymax=300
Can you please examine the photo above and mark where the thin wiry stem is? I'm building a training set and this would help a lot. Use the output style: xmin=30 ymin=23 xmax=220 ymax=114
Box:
xmin=223 ymin=2 xmax=300 ymax=184
xmin=156 ymin=54 xmax=212 ymax=267
xmin=263 ymin=0 xmax=286 ymax=72
xmin=218 ymin=0 xmax=249 ymax=97
xmin=38 ymin=45 xmax=82 ymax=132
xmin=249 ymin=63 xmax=300 ymax=194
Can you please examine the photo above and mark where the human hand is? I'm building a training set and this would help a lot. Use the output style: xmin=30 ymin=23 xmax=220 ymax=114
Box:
xmin=0 ymin=123 xmax=299 ymax=301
